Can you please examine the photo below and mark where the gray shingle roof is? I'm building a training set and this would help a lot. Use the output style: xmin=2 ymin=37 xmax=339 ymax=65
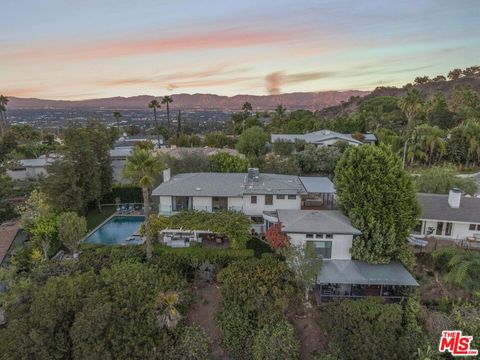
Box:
xmin=271 ymin=130 xmax=376 ymax=145
xmin=299 ymin=176 xmax=335 ymax=193
xmin=417 ymin=193 xmax=480 ymax=223
xmin=317 ymin=260 xmax=418 ymax=286
xmin=277 ymin=210 xmax=361 ymax=235
xmin=152 ymin=172 xmax=307 ymax=197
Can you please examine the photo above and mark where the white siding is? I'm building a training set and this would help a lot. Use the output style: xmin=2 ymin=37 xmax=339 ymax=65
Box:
xmin=159 ymin=196 xmax=172 ymax=214
xmin=287 ymin=232 xmax=353 ymax=260
xmin=417 ymin=218 xmax=480 ymax=240
xmin=243 ymin=194 xmax=301 ymax=216
xmin=193 ymin=197 xmax=212 ymax=211
xmin=228 ymin=197 xmax=243 ymax=211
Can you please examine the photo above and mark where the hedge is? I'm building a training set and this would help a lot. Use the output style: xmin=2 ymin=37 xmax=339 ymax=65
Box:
xmin=101 ymin=185 xmax=142 ymax=204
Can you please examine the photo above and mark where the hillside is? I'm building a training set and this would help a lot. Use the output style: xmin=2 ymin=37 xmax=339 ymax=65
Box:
xmin=6 ymin=91 xmax=368 ymax=111
xmin=319 ymin=76 xmax=480 ymax=118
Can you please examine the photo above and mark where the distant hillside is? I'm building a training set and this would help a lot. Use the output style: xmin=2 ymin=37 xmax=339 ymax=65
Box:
xmin=7 ymin=91 xmax=369 ymax=111
xmin=319 ymin=76 xmax=480 ymax=118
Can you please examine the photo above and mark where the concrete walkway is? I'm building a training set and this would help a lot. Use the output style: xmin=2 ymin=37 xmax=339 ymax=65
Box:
xmin=0 ymin=221 xmax=19 ymax=264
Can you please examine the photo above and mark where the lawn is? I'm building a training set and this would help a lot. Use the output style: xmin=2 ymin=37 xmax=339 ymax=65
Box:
xmin=85 ymin=205 xmax=116 ymax=231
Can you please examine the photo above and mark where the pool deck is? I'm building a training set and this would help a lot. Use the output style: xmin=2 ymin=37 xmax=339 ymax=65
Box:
xmin=0 ymin=221 xmax=20 ymax=264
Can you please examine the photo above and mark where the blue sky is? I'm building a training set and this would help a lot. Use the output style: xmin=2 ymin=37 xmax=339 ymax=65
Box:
xmin=1 ymin=0 xmax=479 ymax=99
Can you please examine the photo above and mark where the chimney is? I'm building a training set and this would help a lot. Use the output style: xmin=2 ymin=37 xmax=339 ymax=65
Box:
xmin=163 ymin=168 xmax=171 ymax=183
xmin=448 ymin=188 xmax=461 ymax=208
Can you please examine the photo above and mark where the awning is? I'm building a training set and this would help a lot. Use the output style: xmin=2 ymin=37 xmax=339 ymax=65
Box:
xmin=299 ymin=177 xmax=335 ymax=193
xmin=317 ymin=260 xmax=418 ymax=286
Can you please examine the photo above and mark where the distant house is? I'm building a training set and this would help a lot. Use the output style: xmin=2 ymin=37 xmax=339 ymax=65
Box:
xmin=110 ymin=148 xmax=133 ymax=184
xmin=414 ymin=189 xmax=480 ymax=242
xmin=152 ymin=168 xmax=336 ymax=232
xmin=271 ymin=130 xmax=376 ymax=147
xmin=114 ymin=135 xmax=164 ymax=150
xmin=7 ymin=155 xmax=57 ymax=180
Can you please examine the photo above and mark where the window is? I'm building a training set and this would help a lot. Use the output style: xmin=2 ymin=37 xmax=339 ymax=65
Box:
xmin=469 ymin=224 xmax=476 ymax=230
xmin=172 ymin=196 xmax=191 ymax=212
xmin=288 ymin=195 xmax=296 ymax=200
xmin=251 ymin=196 xmax=257 ymax=204
xmin=325 ymin=234 xmax=333 ymax=239
xmin=212 ymin=197 xmax=228 ymax=211
xmin=265 ymin=194 xmax=273 ymax=205
xmin=306 ymin=234 xmax=314 ymax=239
xmin=477 ymin=225 xmax=480 ymax=231
xmin=436 ymin=222 xmax=444 ymax=236
xmin=276 ymin=194 xmax=285 ymax=199
xmin=445 ymin=222 xmax=452 ymax=236
xmin=413 ymin=221 xmax=423 ymax=235
xmin=315 ymin=234 xmax=324 ymax=239
xmin=308 ymin=241 xmax=332 ymax=259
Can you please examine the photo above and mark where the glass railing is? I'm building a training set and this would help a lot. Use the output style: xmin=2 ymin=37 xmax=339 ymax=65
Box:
xmin=159 ymin=204 xmax=244 ymax=215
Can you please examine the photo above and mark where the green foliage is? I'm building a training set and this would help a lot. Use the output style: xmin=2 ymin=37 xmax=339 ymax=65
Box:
xmin=236 ymin=126 xmax=268 ymax=159
xmin=253 ymin=320 xmax=299 ymax=360
xmin=246 ymin=237 xmax=273 ymax=258
xmin=101 ymin=184 xmax=143 ymax=204
xmin=259 ymin=155 xmax=301 ymax=175
xmin=171 ymin=134 xmax=202 ymax=147
xmin=451 ymin=302 xmax=480 ymax=352
xmin=321 ymin=298 xmax=422 ymax=360
xmin=57 ymin=212 xmax=87 ymax=253
xmin=272 ymin=139 xmax=295 ymax=156
xmin=334 ymin=145 xmax=419 ymax=265
xmin=217 ymin=305 xmax=256 ymax=359
xmin=295 ymin=144 xmax=345 ymax=175
xmin=415 ymin=166 xmax=478 ymax=195
xmin=162 ymin=153 xmax=211 ymax=175
xmin=208 ymin=152 xmax=250 ymax=173
xmin=431 ymin=247 xmax=480 ymax=290
xmin=204 ymin=131 xmax=236 ymax=148
xmin=18 ymin=189 xmax=51 ymax=232
xmin=168 ymin=326 xmax=212 ymax=360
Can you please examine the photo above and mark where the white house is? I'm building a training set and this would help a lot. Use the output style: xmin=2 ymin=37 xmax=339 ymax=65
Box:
xmin=414 ymin=189 xmax=480 ymax=242
xmin=151 ymin=168 xmax=336 ymax=231
xmin=271 ymin=130 xmax=376 ymax=147
xmin=7 ymin=155 xmax=57 ymax=180
xmin=114 ymin=134 xmax=164 ymax=150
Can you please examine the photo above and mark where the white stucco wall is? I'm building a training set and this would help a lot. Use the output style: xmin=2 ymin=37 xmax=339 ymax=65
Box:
xmin=287 ymin=233 xmax=353 ymax=260
xmin=159 ymin=196 xmax=172 ymax=214
xmin=243 ymin=194 xmax=301 ymax=216
xmin=416 ymin=219 xmax=480 ymax=240
xmin=193 ymin=197 xmax=211 ymax=211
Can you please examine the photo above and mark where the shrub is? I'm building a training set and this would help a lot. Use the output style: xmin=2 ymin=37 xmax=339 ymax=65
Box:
xmin=218 ymin=305 xmax=256 ymax=360
xmin=246 ymin=236 xmax=273 ymax=257
xmin=272 ymin=140 xmax=295 ymax=156
xmin=101 ymin=184 xmax=142 ymax=204
xmin=252 ymin=321 xmax=299 ymax=360
xmin=168 ymin=326 xmax=212 ymax=360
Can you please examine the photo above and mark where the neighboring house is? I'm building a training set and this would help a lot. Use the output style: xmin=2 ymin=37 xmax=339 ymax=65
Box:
xmin=414 ymin=189 xmax=480 ymax=242
xmin=110 ymin=148 xmax=133 ymax=184
xmin=271 ymin=129 xmax=376 ymax=147
xmin=152 ymin=168 xmax=335 ymax=231
xmin=114 ymin=135 xmax=164 ymax=149
xmin=7 ymin=155 xmax=57 ymax=180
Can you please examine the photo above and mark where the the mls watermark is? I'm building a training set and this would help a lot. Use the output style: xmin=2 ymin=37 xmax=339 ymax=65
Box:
xmin=439 ymin=331 xmax=478 ymax=356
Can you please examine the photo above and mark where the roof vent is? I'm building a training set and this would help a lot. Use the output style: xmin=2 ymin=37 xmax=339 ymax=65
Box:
xmin=195 ymin=187 xmax=202 ymax=191
xmin=448 ymin=188 xmax=461 ymax=208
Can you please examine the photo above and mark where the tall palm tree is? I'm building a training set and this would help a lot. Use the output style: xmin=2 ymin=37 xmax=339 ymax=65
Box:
xmin=462 ymin=119 xmax=480 ymax=167
xmin=148 ymin=99 xmax=161 ymax=146
xmin=123 ymin=148 xmax=163 ymax=259
xmin=112 ymin=111 xmax=122 ymax=132
xmin=398 ymin=89 xmax=424 ymax=129
xmin=0 ymin=95 xmax=9 ymax=137
xmin=161 ymin=96 xmax=173 ymax=129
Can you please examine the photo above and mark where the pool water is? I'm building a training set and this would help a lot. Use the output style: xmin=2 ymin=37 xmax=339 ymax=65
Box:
xmin=83 ymin=216 xmax=145 ymax=245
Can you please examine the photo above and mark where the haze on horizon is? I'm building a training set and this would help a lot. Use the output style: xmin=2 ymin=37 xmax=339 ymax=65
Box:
xmin=1 ymin=0 xmax=479 ymax=101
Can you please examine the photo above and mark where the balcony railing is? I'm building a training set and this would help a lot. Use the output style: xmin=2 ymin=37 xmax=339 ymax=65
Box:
xmin=159 ymin=204 xmax=244 ymax=216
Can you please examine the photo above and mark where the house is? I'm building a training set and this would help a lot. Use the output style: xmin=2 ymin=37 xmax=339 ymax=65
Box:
xmin=271 ymin=130 xmax=376 ymax=147
xmin=7 ymin=155 xmax=57 ymax=180
xmin=151 ymin=168 xmax=336 ymax=232
xmin=114 ymin=134 xmax=164 ymax=149
xmin=414 ymin=189 xmax=480 ymax=242
xmin=267 ymin=208 xmax=418 ymax=301
xmin=110 ymin=148 xmax=133 ymax=184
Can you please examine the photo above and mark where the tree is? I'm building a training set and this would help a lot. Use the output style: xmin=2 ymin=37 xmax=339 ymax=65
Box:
xmin=447 ymin=68 xmax=463 ymax=80
xmin=432 ymin=75 xmax=446 ymax=82
xmin=415 ymin=167 xmax=478 ymax=196
xmin=265 ymin=222 xmax=289 ymax=249
xmin=204 ymin=131 xmax=235 ymax=148
xmin=0 ymin=94 xmax=9 ymax=137
xmin=252 ymin=321 xmax=299 ymax=360
xmin=10 ymin=124 xmax=41 ymax=144
xmin=334 ymin=145 xmax=419 ymax=265
xmin=414 ymin=76 xmax=430 ymax=85
xmin=272 ymin=140 xmax=295 ymax=156
xmin=113 ymin=111 xmax=122 ymax=131
xmin=208 ymin=152 xmax=249 ymax=173
xmin=170 ymin=326 xmax=212 ymax=360
xmin=123 ymin=148 xmax=163 ymax=259
xmin=149 ymin=99 xmax=162 ymax=145
xmin=162 ymin=96 xmax=174 ymax=129
xmin=398 ymin=89 xmax=424 ymax=129
xmin=32 ymin=213 xmax=58 ymax=261
xmin=18 ymin=190 xmax=51 ymax=233
xmin=242 ymin=101 xmax=253 ymax=112
xmin=462 ymin=119 xmax=480 ymax=167
xmin=155 ymin=291 xmax=182 ymax=329
xmin=57 ymin=212 xmax=87 ymax=254
xmin=426 ymin=92 xmax=454 ymax=129
xmin=177 ymin=110 xmax=182 ymax=134
xmin=282 ymin=243 xmax=322 ymax=303
xmin=236 ymin=126 xmax=268 ymax=159
xmin=432 ymin=247 xmax=480 ymax=291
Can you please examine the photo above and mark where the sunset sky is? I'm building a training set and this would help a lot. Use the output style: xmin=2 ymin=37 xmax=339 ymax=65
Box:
xmin=1 ymin=0 xmax=479 ymax=100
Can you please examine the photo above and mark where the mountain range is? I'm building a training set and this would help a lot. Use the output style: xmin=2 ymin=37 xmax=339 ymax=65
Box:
xmin=7 ymin=91 xmax=369 ymax=111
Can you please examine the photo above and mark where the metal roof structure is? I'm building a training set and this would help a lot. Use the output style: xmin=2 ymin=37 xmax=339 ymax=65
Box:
xmin=277 ymin=210 xmax=361 ymax=235
xmin=317 ymin=260 xmax=418 ymax=286
xmin=299 ymin=176 xmax=335 ymax=193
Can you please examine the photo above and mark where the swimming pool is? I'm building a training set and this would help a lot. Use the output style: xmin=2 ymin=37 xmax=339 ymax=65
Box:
xmin=83 ymin=216 xmax=145 ymax=245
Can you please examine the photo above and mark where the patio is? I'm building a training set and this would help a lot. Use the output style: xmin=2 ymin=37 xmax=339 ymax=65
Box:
xmin=159 ymin=229 xmax=229 ymax=248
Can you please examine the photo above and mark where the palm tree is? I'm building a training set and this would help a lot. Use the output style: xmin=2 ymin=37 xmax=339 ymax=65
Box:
xmin=462 ymin=119 xmax=480 ymax=167
xmin=0 ymin=95 xmax=9 ymax=137
xmin=398 ymin=89 xmax=423 ymax=129
xmin=148 ymin=99 xmax=161 ymax=146
xmin=161 ymin=96 xmax=173 ymax=129
xmin=155 ymin=291 xmax=182 ymax=329
xmin=432 ymin=247 xmax=480 ymax=291
xmin=112 ymin=111 xmax=122 ymax=132
xmin=123 ymin=148 xmax=163 ymax=259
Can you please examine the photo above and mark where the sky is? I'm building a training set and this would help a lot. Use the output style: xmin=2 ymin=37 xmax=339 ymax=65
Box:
xmin=1 ymin=0 xmax=479 ymax=100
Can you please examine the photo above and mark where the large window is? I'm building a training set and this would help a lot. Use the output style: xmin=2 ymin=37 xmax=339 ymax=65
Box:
xmin=288 ymin=195 xmax=296 ymax=200
xmin=172 ymin=196 xmax=192 ymax=212
xmin=436 ymin=222 xmax=444 ymax=236
xmin=308 ymin=241 xmax=332 ymax=259
xmin=212 ymin=197 xmax=228 ymax=211
xmin=470 ymin=224 xmax=476 ymax=230
xmin=265 ymin=194 xmax=273 ymax=205
xmin=445 ymin=222 xmax=452 ymax=236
